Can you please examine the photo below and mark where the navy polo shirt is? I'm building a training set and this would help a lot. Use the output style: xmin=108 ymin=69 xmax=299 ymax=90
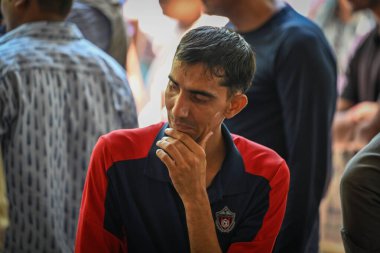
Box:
xmin=76 ymin=122 xmax=289 ymax=253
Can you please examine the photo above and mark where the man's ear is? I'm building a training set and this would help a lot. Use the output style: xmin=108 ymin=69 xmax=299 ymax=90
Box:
xmin=224 ymin=93 xmax=248 ymax=119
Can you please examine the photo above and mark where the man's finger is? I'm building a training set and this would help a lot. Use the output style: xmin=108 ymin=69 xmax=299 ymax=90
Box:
xmin=199 ymin=131 xmax=213 ymax=149
xmin=156 ymin=148 xmax=176 ymax=168
xmin=198 ymin=112 xmax=221 ymax=149
xmin=156 ymin=137 xmax=187 ymax=165
xmin=164 ymin=128 xmax=196 ymax=150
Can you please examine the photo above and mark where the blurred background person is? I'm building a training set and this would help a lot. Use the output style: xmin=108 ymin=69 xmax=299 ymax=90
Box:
xmin=311 ymin=0 xmax=374 ymax=93
xmin=136 ymin=0 xmax=228 ymax=127
xmin=333 ymin=0 xmax=380 ymax=153
xmin=124 ymin=0 xmax=227 ymax=122
xmin=201 ymin=0 xmax=337 ymax=252
xmin=67 ymin=0 xmax=128 ymax=67
xmin=123 ymin=0 xmax=171 ymax=112
xmin=318 ymin=1 xmax=380 ymax=252
xmin=0 ymin=0 xmax=137 ymax=252
xmin=305 ymin=1 xmax=375 ymax=252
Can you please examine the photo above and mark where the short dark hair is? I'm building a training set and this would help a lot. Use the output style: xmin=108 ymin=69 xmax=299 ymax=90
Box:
xmin=174 ymin=26 xmax=256 ymax=94
xmin=36 ymin=0 xmax=73 ymax=16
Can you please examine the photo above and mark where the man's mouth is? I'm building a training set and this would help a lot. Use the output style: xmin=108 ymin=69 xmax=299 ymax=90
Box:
xmin=171 ymin=120 xmax=195 ymax=133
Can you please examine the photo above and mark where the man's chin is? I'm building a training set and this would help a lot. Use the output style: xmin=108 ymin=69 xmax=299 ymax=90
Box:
xmin=169 ymin=125 xmax=198 ymax=140
xmin=174 ymin=128 xmax=197 ymax=139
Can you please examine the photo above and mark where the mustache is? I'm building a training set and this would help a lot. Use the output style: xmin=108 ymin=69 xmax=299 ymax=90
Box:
xmin=169 ymin=116 xmax=194 ymax=128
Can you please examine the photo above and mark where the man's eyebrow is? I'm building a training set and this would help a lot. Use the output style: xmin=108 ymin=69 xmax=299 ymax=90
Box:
xmin=168 ymin=75 xmax=216 ymax=98
xmin=168 ymin=75 xmax=179 ymax=85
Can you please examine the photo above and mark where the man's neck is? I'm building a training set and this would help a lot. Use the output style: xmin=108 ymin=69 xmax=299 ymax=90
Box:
xmin=177 ymin=12 xmax=202 ymax=30
xmin=228 ymin=0 xmax=285 ymax=33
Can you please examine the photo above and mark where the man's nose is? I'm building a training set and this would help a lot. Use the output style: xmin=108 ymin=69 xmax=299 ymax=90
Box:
xmin=172 ymin=92 xmax=189 ymax=118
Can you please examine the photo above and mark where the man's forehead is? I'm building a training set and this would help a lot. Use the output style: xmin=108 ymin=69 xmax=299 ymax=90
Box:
xmin=172 ymin=60 xmax=225 ymax=82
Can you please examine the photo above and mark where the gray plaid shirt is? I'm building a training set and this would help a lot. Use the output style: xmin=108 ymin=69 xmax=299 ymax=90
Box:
xmin=0 ymin=21 xmax=137 ymax=253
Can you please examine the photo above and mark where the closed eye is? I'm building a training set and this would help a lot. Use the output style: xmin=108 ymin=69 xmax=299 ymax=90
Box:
xmin=191 ymin=93 xmax=212 ymax=103
xmin=167 ymin=80 xmax=179 ymax=91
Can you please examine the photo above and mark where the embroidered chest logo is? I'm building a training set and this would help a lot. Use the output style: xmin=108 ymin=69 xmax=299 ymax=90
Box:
xmin=215 ymin=206 xmax=236 ymax=233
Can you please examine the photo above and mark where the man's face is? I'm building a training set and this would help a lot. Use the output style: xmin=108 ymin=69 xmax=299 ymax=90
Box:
xmin=348 ymin=0 xmax=380 ymax=11
xmin=165 ymin=60 xmax=231 ymax=143
xmin=159 ymin=0 xmax=201 ymax=21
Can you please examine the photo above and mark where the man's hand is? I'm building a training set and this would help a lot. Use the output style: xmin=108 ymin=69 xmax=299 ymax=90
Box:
xmin=348 ymin=121 xmax=376 ymax=151
xmin=349 ymin=101 xmax=379 ymax=123
xmin=155 ymin=128 xmax=213 ymax=200
xmin=156 ymin=127 xmax=221 ymax=253
xmin=333 ymin=102 xmax=379 ymax=151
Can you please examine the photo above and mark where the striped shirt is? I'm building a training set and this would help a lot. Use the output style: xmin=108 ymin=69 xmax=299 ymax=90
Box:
xmin=0 ymin=21 xmax=137 ymax=253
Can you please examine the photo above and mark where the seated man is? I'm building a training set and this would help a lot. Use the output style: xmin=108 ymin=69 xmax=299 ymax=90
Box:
xmin=75 ymin=26 xmax=290 ymax=253
xmin=332 ymin=0 xmax=380 ymax=152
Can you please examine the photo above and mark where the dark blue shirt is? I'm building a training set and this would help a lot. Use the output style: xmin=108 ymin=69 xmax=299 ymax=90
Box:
xmin=76 ymin=122 xmax=290 ymax=253
xmin=224 ymin=5 xmax=337 ymax=253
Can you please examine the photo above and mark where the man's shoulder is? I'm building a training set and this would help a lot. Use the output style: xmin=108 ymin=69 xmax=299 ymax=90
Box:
xmin=274 ymin=7 xmax=326 ymax=45
xmin=271 ymin=10 xmax=334 ymax=65
xmin=98 ymin=122 xmax=165 ymax=161
xmin=280 ymin=6 xmax=319 ymax=30
xmin=281 ymin=19 xmax=324 ymax=45
xmin=0 ymin=36 xmax=124 ymax=79
xmin=232 ymin=134 xmax=288 ymax=181
xmin=350 ymin=27 xmax=378 ymax=58
xmin=251 ymin=6 xmax=330 ymax=58
xmin=102 ymin=123 xmax=164 ymax=143
xmin=0 ymin=37 xmax=32 ymax=70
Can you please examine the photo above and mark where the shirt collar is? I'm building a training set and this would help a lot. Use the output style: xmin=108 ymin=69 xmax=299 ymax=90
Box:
xmin=144 ymin=123 xmax=249 ymax=203
xmin=0 ymin=21 xmax=83 ymax=45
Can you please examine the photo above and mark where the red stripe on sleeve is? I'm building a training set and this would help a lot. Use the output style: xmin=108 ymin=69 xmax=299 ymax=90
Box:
xmin=228 ymin=136 xmax=290 ymax=253
xmin=75 ymin=123 xmax=164 ymax=252
xmin=75 ymin=136 xmax=127 ymax=253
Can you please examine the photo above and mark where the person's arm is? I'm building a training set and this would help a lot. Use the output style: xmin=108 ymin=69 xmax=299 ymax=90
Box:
xmin=333 ymin=100 xmax=379 ymax=150
xmin=274 ymin=29 xmax=337 ymax=252
xmin=349 ymin=102 xmax=380 ymax=151
xmin=332 ymin=98 xmax=356 ymax=150
xmin=67 ymin=2 xmax=111 ymax=54
xmin=111 ymin=75 xmax=138 ymax=129
xmin=75 ymin=137 xmax=127 ymax=253
xmin=332 ymin=42 xmax=363 ymax=150
xmin=156 ymin=128 xmax=222 ymax=253
xmin=340 ymin=133 xmax=380 ymax=251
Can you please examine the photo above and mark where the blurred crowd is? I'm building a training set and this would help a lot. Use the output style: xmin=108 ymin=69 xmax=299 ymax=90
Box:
xmin=1 ymin=0 xmax=380 ymax=252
